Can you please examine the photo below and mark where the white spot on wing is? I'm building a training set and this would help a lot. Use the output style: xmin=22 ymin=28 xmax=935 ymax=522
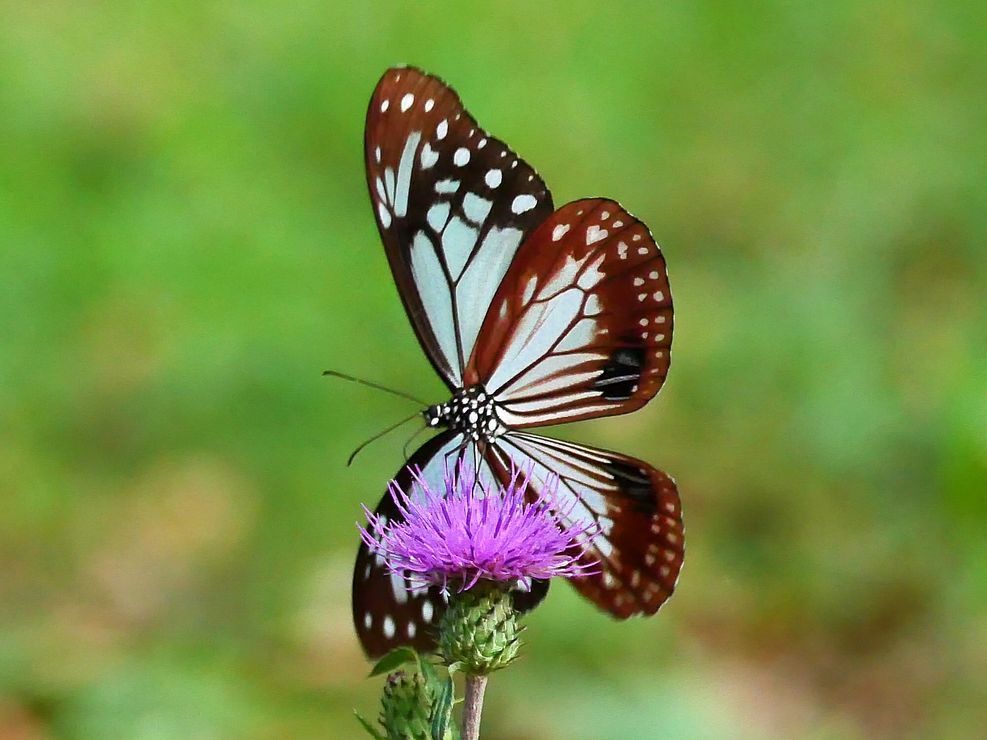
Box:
xmin=552 ymin=223 xmax=570 ymax=241
xmin=380 ymin=99 xmax=389 ymax=112
xmin=435 ymin=179 xmax=459 ymax=194
xmin=586 ymin=225 xmax=609 ymax=245
xmin=454 ymin=147 xmax=470 ymax=166
xmin=436 ymin=119 xmax=448 ymax=139
xmin=424 ymin=98 xmax=434 ymax=112
xmin=400 ymin=93 xmax=414 ymax=112
xmin=420 ymin=142 xmax=438 ymax=169
xmin=422 ymin=601 xmax=434 ymax=623
xmin=383 ymin=615 xmax=396 ymax=639
xmin=511 ymin=194 xmax=537 ymax=214
xmin=485 ymin=169 xmax=502 ymax=188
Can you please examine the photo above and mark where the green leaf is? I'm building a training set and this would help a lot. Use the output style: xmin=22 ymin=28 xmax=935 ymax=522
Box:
xmin=353 ymin=710 xmax=385 ymax=739
xmin=368 ymin=646 xmax=420 ymax=677
xmin=418 ymin=655 xmax=444 ymax=697
xmin=430 ymin=673 xmax=456 ymax=740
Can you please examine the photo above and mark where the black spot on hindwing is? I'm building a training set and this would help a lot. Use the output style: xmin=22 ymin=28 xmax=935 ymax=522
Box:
xmin=601 ymin=455 xmax=654 ymax=510
xmin=593 ymin=347 xmax=645 ymax=400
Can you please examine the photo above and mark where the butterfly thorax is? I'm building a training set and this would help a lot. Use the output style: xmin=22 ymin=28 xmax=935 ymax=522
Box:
xmin=424 ymin=385 xmax=506 ymax=441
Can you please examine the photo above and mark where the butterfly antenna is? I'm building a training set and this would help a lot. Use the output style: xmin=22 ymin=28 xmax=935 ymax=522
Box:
xmin=322 ymin=370 xmax=427 ymax=406
xmin=348 ymin=410 xmax=422 ymax=466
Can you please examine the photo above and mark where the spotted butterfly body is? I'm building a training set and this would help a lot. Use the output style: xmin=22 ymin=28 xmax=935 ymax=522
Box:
xmin=354 ymin=67 xmax=684 ymax=657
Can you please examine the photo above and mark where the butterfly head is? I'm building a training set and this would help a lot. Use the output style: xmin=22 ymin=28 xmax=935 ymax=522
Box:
xmin=423 ymin=385 xmax=506 ymax=442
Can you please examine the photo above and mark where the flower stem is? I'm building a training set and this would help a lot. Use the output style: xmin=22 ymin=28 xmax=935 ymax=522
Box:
xmin=461 ymin=673 xmax=488 ymax=740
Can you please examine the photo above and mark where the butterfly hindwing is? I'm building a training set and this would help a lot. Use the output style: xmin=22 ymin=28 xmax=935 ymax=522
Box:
xmin=352 ymin=432 xmax=461 ymax=658
xmin=353 ymin=432 xmax=552 ymax=658
xmin=366 ymin=67 xmax=554 ymax=389
xmin=488 ymin=432 xmax=684 ymax=618
xmin=466 ymin=199 xmax=673 ymax=427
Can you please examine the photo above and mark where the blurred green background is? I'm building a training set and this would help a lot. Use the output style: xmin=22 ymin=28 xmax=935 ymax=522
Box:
xmin=2 ymin=1 xmax=985 ymax=737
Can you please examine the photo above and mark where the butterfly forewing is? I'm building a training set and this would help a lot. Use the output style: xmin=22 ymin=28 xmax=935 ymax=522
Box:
xmin=488 ymin=432 xmax=684 ymax=618
xmin=366 ymin=67 xmax=554 ymax=389
xmin=466 ymin=199 xmax=673 ymax=427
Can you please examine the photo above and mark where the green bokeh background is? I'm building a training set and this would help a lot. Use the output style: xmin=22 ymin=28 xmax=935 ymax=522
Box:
xmin=2 ymin=2 xmax=985 ymax=738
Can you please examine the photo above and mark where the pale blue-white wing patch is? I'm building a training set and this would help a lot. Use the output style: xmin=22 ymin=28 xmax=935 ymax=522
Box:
xmin=366 ymin=67 xmax=553 ymax=388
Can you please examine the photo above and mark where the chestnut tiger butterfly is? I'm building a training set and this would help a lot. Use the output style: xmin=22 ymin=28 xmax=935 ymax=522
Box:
xmin=354 ymin=66 xmax=683 ymax=658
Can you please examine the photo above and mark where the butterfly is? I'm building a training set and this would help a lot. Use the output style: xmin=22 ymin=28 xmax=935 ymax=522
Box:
xmin=353 ymin=66 xmax=683 ymax=658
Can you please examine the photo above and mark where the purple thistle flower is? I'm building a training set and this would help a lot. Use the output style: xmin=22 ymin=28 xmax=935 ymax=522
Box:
xmin=359 ymin=461 xmax=599 ymax=593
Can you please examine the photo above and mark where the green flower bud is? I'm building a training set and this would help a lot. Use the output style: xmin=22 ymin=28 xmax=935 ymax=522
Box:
xmin=439 ymin=584 xmax=522 ymax=674
xmin=379 ymin=670 xmax=432 ymax=740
